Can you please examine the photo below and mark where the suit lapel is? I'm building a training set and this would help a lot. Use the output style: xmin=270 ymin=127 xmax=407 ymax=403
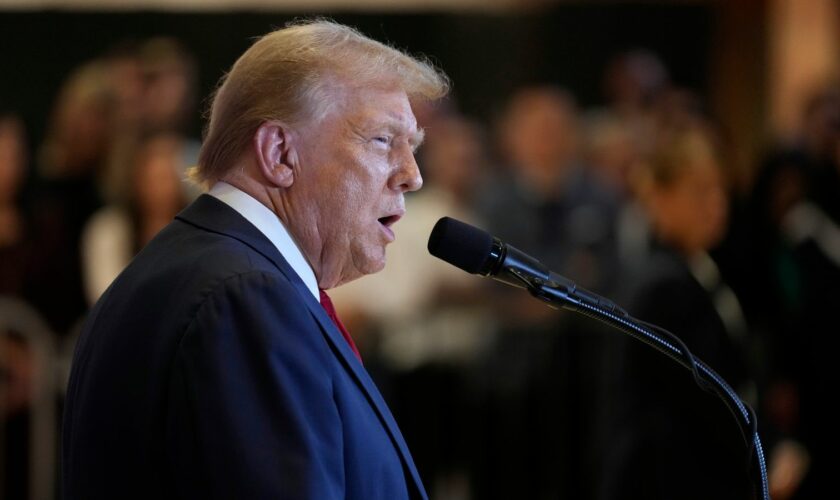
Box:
xmin=301 ymin=292 xmax=428 ymax=500
xmin=176 ymin=195 xmax=427 ymax=499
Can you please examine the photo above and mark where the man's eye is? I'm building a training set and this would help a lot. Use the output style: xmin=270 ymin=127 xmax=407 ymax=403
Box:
xmin=373 ymin=136 xmax=392 ymax=146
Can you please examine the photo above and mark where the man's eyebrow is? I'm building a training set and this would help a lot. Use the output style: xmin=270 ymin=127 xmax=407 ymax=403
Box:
xmin=409 ymin=128 xmax=426 ymax=151
xmin=378 ymin=117 xmax=425 ymax=151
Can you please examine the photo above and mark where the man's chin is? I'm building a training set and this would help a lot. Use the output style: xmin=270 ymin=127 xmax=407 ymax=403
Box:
xmin=363 ymin=256 xmax=387 ymax=275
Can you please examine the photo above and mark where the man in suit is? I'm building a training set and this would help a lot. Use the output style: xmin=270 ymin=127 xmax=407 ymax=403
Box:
xmin=62 ymin=20 xmax=448 ymax=499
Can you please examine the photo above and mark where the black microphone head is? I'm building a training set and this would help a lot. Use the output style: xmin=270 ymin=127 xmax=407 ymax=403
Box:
xmin=428 ymin=217 xmax=494 ymax=274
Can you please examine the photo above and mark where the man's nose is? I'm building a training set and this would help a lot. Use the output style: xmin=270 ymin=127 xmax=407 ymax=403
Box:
xmin=390 ymin=150 xmax=423 ymax=193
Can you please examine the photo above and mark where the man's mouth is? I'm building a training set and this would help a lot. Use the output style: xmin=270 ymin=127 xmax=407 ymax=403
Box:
xmin=377 ymin=214 xmax=402 ymax=228
xmin=377 ymin=212 xmax=403 ymax=242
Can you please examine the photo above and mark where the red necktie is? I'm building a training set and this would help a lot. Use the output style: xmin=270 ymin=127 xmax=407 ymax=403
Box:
xmin=319 ymin=289 xmax=362 ymax=362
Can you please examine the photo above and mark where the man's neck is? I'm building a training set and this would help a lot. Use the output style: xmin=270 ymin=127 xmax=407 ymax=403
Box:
xmin=208 ymin=179 xmax=321 ymax=299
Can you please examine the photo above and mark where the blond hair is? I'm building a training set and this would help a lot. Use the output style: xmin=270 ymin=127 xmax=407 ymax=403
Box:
xmin=192 ymin=20 xmax=449 ymax=188
xmin=646 ymin=123 xmax=720 ymax=186
xmin=631 ymin=120 xmax=723 ymax=203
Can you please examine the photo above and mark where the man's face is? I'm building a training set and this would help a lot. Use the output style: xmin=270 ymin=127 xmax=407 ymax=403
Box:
xmin=287 ymin=86 xmax=424 ymax=288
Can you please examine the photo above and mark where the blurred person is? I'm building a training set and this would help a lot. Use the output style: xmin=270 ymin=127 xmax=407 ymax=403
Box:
xmin=603 ymin=49 xmax=669 ymax=118
xmin=599 ymin=49 xmax=671 ymax=158
xmin=612 ymin=87 xmax=713 ymax=277
xmin=501 ymin=86 xmax=581 ymax=199
xmin=38 ymin=61 xmax=115 ymax=184
xmin=105 ymin=41 xmax=146 ymax=133
xmin=99 ymin=41 xmax=146 ymax=203
xmin=31 ymin=61 xmax=115 ymax=333
xmin=62 ymin=20 xmax=448 ymax=500
xmin=600 ymin=121 xmax=756 ymax=500
xmin=138 ymin=37 xmax=198 ymax=136
xmin=0 ymin=108 xmax=66 ymax=317
xmin=103 ymin=38 xmax=201 ymax=204
xmin=652 ymin=87 xmax=707 ymax=133
xmin=419 ymin=114 xmax=485 ymax=205
xmin=0 ymin=109 xmax=47 ymax=500
xmin=793 ymin=84 xmax=840 ymax=222
xmin=0 ymin=111 xmax=31 ymax=500
xmin=140 ymin=37 xmax=202 ymax=198
xmin=481 ymin=85 xmax=620 ymax=296
xmin=735 ymin=83 xmax=840 ymax=499
xmin=81 ymin=134 xmax=191 ymax=304
xmin=583 ymin=112 xmax=638 ymax=198
xmin=468 ymin=85 xmax=622 ymax=498
xmin=582 ymin=112 xmax=651 ymax=272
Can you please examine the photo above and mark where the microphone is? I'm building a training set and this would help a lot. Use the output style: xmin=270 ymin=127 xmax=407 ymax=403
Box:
xmin=427 ymin=216 xmax=627 ymax=316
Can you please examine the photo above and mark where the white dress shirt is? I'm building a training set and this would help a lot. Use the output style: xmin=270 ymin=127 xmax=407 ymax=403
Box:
xmin=209 ymin=181 xmax=319 ymax=300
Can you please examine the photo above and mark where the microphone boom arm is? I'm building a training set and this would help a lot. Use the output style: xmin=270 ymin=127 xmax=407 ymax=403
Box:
xmin=506 ymin=267 xmax=770 ymax=500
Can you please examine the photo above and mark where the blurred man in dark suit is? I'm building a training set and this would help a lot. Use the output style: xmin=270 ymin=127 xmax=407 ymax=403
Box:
xmin=62 ymin=20 xmax=448 ymax=500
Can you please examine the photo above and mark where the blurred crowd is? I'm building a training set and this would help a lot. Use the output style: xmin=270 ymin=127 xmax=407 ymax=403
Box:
xmin=2 ymin=37 xmax=840 ymax=500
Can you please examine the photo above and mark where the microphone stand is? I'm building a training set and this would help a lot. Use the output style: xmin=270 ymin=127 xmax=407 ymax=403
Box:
xmin=507 ymin=269 xmax=771 ymax=500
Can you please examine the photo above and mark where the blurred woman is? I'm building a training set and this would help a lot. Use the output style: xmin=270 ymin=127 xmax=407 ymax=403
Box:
xmin=30 ymin=61 xmax=115 ymax=333
xmin=600 ymin=121 xmax=756 ymax=500
xmin=81 ymin=134 xmax=190 ymax=304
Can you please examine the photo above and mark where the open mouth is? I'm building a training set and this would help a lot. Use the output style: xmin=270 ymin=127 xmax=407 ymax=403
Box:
xmin=378 ymin=214 xmax=401 ymax=228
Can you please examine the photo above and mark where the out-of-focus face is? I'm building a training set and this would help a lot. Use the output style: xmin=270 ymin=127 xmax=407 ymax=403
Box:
xmin=109 ymin=56 xmax=145 ymax=129
xmin=133 ymin=138 xmax=184 ymax=217
xmin=144 ymin=64 xmax=190 ymax=130
xmin=421 ymin=117 xmax=482 ymax=196
xmin=55 ymin=93 xmax=110 ymax=170
xmin=503 ymin=90 xmax=579 ymax=183
xmin=651 ymin=159 xmax=728 ymax=255
xmin=286 ymin=85 xmax=424 ymax=288
xmin=585 ymin=119 xmax=637 ymax=195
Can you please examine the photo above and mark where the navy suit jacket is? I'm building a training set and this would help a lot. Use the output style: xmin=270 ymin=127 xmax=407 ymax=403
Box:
xmin=62 ymin=195 xmax=427 ymax=500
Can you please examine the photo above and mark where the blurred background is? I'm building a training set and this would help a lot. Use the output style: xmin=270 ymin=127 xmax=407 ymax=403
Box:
xmin=1 ymin=0 xmax=839 ymax=499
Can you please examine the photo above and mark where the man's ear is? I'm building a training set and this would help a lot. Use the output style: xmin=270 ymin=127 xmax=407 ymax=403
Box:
xmin=253 ymin=121 xmax=297 ymax=188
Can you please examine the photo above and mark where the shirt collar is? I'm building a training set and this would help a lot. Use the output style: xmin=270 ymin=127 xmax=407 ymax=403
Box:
xmin=208 ymin=181 xmax=319 ymax=300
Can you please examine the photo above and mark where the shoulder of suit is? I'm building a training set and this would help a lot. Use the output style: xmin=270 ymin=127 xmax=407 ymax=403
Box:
xmin=155 ymin=217 xmax=282 ymax=275
xmin=180 ymin=269 xmax=336 ymax=369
